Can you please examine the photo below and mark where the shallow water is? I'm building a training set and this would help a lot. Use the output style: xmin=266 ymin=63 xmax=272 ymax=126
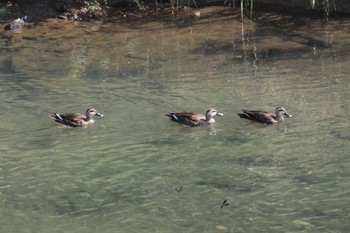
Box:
xmin=1 ymin=7 xmax=350 ymax=233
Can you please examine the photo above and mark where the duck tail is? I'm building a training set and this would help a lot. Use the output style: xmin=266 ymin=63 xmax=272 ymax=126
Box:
xmin=164 ymin=113 xmax=179 ymax=122
xmin=237 ymin=111 xmax=253 ymax=120
xmin=50 ymin=113 xmax=63 ymax=121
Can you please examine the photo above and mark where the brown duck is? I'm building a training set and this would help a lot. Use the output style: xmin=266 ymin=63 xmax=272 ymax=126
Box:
xmin=165 ymin=108 xmax=223 ymax=127
xmin=238 ymin=107 xmax=292 ymax=124
xmin=50 ymin=108 xmax=103 ymax=127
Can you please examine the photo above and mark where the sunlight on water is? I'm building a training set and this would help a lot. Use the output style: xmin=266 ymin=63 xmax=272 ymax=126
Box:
xmin=1 ymin=7 xmax=350 ymax=233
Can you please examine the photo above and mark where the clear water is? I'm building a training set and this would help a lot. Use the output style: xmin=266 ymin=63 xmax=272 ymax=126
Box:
xmin=1 ymin=8 xmax=350 ymax=233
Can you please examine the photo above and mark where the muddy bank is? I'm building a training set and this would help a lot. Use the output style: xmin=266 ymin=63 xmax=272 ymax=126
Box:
xmin=0 ymin=0 xmax=109 ymax=21
xmin=1 ymin=0 xmax=350 ymax=25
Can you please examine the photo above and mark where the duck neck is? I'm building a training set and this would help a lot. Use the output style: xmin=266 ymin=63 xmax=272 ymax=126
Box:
xmin=205 ymin=114 xmax=215 ymax=123
xmin=85 ymin=112 xmax=93 ymax=121
xmin=275 ymin=112 xmax=284 ymax=122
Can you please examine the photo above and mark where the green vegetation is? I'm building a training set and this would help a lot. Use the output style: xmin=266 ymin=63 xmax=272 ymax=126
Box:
xmin=240 ymin=0 xmax=254 ymax=18
xmin=0 ymin=0 xmax=345 ymax=21
xmin=84 ymin=0 xmax=109 ymax=12
xmin=310 ymin=0 xmax=337 ymax=17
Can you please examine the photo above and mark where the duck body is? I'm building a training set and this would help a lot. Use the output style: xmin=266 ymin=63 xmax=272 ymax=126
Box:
xmin=165 ymin=108 xmax=223 ymax=127
xmin=50 ymin=108 xmax=103 ymax=127
xmin=238 ymin=107 xmax=292 ymax=124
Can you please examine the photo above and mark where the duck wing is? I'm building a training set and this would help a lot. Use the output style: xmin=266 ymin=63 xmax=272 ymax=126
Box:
xmin=238 ymin=110 xmax=276 ymax=124
xmin=165 ymin=112 xmax=205 ymax=127
xmin=50 ymin=112 xmax=87 ymax=127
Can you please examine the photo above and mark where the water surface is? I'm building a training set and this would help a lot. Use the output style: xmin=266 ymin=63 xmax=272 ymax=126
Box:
xmin=1 ymin=7 xmax=350 ymax=233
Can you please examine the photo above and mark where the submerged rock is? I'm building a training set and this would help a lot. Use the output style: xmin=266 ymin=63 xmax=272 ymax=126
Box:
xmin=4 ymin=16 xmax=27 ymax=32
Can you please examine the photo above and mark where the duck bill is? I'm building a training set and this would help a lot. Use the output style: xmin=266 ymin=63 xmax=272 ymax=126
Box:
xmin=217 ymin=112 xmax=224 ymax=116
xmin=96 ymin=112 xmax=104 ymax=117
xmin=285 ymin=113 xmax=292 ymax=118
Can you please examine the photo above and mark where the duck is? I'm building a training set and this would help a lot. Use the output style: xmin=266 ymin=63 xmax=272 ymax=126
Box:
xmin=50 ymin=108 xmax=103 ymax=127
xmin=238 ymin=107 xmax=292 ymax=124
xmin=165 ymin=108 xmax=223 ymax=127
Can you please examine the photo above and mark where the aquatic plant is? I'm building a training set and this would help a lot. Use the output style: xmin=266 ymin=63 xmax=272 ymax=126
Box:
xmin=240 ymin=0 xmax=253 ymax=18
xmin=133 ymin=0 xmax=148 ymax=11
xmin=310 ymin=0 xmax=337 ymax=17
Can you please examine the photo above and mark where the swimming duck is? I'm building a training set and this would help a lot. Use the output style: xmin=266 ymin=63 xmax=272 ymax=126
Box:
xmin=165 ymin=108 xmax=223 ymax=127
xmin=238 ymin=107 xmax=292 ymax=124
xmin=50 ymin=108 xmax=103 ymax=127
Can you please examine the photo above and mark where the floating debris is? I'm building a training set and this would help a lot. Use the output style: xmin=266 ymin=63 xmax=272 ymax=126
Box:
xmin=216 ymin=225 xmax=228 ymax=231
xmin=293 ymin=219 xmax=315 ymax=228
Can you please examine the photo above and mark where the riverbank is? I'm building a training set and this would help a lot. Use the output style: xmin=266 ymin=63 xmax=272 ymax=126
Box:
xmin=1 ymin=0 xmax=350 ymax=26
